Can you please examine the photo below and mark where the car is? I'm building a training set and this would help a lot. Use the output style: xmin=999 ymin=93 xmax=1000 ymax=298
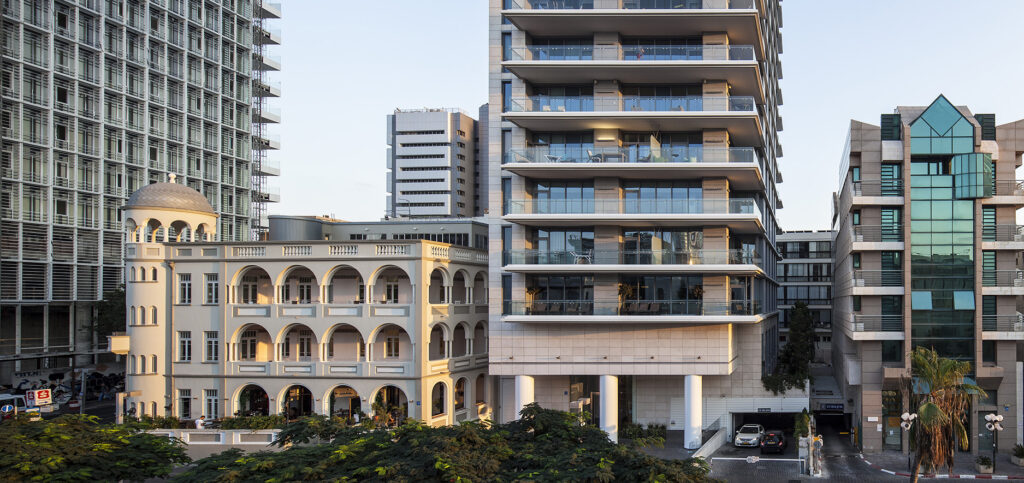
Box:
xmin=734 ymin=423 xmax=766 ymax=447
xmin=760 ymin=430 xmax=787 ymax=454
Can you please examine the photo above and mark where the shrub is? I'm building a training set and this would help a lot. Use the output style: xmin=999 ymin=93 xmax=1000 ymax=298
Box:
xmin=219 ymin=414 xmax=287 ymax=430
xmin=977 ymin=455 xmax=993 ymax=466
xmin=1014 ymin=443 xmax=1024 ymax=459
xmin=794 ymin=409 xmax=811 ymax=438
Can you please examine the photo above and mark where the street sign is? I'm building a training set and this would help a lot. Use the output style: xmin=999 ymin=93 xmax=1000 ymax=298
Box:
xmin=26 ymin=389 xmax=52 ymax=406
xmin=25 ymin=407 xmax=41 ymax=421
xmin=0 ymin=404 xmax=13 ymax=413
xmin=757 ymin=407 xmax=771 ymax=413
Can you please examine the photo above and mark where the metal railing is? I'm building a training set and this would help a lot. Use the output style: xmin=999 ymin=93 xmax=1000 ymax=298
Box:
xmin=994 ymin=180 xmax=1024 ymax=196
xmin=503 ymin=299 xmax=760 ymax=316
xmin=982 ymin=270 xmax=1024 ymax=288
xmin=506 ymin=198 xmax=759 ymax=216
xmin=982 ymin=224 xmax=1024 ymax=242
xmin=852 ymin=269 xmax=903 ymax=287
xmin=508 ymin=95 xmax=756 ymax=113
xmin=851 ymin=314 xmax=903 ymax=332
xmin=504 ymin=248 xmax=760 ymax=265
xmin=982 ymin=314 xmax=1024 ymax=331
xmin=852 ymin=179 xmax=904 ymax=197
xmin=509 ymin=44 xmax=754 ymax=61
xmin=503 ymin=146 xmax=759 ymax=165
xmin=504 ymin=0 xmax=755 ymax=9
xmin=852 ymin=225 xmax=904 ymax=242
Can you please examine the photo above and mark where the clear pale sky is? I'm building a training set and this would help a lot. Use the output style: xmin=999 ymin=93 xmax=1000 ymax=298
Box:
xmin=268 ymin=1 xmax=1024 ymax=229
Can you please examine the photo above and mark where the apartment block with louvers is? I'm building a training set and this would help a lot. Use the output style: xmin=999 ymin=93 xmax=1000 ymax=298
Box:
xmin=831 ymin=95 xmax=1024 ymax=454
xmin=0 ymin=0 xmax=281 ymax=383
xmin=487 ymin=0 xmax=802 ymax=448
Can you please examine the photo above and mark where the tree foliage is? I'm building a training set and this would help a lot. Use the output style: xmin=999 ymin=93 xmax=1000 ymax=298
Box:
xmin=0 ymin=414 xmax=189 ymax=481
xmin=903 ymin=347 xmax=982 ymax=483
xmin=762 ymin=301 xmax=815 ymax=394
xmin=92 ymin=286 xmax=126 ymax=336
xmin=175 ymin=404 xmax=717 ymax=482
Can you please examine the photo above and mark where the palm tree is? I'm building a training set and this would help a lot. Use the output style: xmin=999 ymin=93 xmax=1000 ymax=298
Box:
xmin=902 ymin=346 xmax=984 ymax=483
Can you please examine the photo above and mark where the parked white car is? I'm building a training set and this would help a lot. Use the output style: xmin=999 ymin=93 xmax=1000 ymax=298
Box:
xmin=734 ymin=423 xmax=766 ymax=447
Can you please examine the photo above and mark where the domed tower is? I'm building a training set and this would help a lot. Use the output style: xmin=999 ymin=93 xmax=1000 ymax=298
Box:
xmin=117 ymin=175 xmax=217 ymax=418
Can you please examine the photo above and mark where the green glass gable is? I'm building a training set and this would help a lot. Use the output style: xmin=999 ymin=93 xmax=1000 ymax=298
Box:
xmin=952 ymin=153 xmax=993 ymax=199
xmin=910 ymin=95 xmax=975 ymax=155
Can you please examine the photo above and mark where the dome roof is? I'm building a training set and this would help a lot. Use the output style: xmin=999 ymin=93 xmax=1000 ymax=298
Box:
xmin=124 ymin=182 xmax=215 ymax=214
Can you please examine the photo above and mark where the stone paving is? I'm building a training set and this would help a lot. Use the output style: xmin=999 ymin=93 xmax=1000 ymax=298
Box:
xmin=863 ymin=450 xmax=1024 ymax=479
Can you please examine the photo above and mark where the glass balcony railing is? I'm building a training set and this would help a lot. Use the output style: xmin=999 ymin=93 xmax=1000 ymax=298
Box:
xmin=851 ymin=314 xmax=903 ymax=332
xmin=503 ymin=146 xmax=759 ymax=165
xmin=504 ymin=0 xmax=756 ymax=10
xmin=852 ymin=224 xmax=904 ymax=242
xmin=982 ymin=314 xmax=1024 ymax=331
xmin=503 ymin=299 xmax=760 ymax=316
xmin=505 ymin=198 xmax=759 ymax=215
xmin=504 ymin=248 xmax=760 ymax=265
xmin=981 ymin=224 xmax=1024 ymax=242
xmin=509 ymin=44 xmax=755 ymax=61
xmin=852 ymin=269 xmax=903 ymax=287
xmin=508 ymin=95 xmax=756 ymax=113
xmin=851 ymin=179 xmax=903 ymax=197
xmin=982 ymin=270 xmax=1024 ymax=287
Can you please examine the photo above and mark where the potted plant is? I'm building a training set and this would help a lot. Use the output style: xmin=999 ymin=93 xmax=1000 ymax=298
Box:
xmin=1012 ymin=444 xmax=1024 ymax=466
xmin=976 ymin=455 xmax=994 ymax=474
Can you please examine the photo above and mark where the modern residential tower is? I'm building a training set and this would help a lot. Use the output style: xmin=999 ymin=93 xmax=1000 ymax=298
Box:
xmin=487 ymin=0 xmax=797 ymax=448
xmin=832 ymin=95 xmax=1024 ymax=453
xmin=778 ymin=230 xmax=833 ymax=362
xmin=0 ymin=0 xmax=281 ymax=383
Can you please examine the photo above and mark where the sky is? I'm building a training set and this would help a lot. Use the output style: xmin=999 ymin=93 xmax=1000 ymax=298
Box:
xmin=268 ymin=1 xmax=1024 ymax=229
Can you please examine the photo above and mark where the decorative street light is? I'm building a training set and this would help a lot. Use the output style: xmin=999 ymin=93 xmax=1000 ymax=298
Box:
xmin=901 ymin=412 xmax=917 ymax=472
xmin=985 ymin=413 xmax=1004 ymax=472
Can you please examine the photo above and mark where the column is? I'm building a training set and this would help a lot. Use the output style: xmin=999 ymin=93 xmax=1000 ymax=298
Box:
xmin=514 ymin=375 xmax=535 ymax=420
xmin=600 ymin=375 xmax=618 ymax=443
xmin=684 ymin=375 xmax=703 ymax=450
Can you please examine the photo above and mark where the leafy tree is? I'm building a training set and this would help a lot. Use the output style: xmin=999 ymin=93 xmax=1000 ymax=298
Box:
xmin=902 ymin=347 xmax=982 ymax=483
xmin=0 ymin=414 xmax=189 ymax=481
xmin=762 ymin=301 xmax=815 ymax=394
xmin=91 ymin=286 xmax=126 ymax=337
xmin=175 ymin=404 xmax=718 ymax=482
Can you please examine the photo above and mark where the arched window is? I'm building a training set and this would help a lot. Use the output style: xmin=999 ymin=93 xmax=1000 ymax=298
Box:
xmin=151 ymin=401 xmax=158 ymax=416
xmin=454 ymin=378 xmax=466 ymax=411
xmin=130 ymin=306 xmax=136 ymax=325
xmin=151 ymin=267 xmax=158 ymax=280
xmin=140 ymin=267 xmax=146 ymax=281
xmin=431 ymin=382 xmax=446 ymax=417
xmin=129 ymin=355 xmax=136 ymax=373
xmin=130 ymin=267 xmax=136 ymax=282
xmin=151 ymin=355 xmax=157 ymax=373
xmin=139 ymin=307 xmax=146 ymax=325
xmin=139 ymin=401 xmax=145 ymax=417
xmin=140 ymin=355 xmax=147 ymax=373
xmin=151 ymin=306 xmax=158 ymax=325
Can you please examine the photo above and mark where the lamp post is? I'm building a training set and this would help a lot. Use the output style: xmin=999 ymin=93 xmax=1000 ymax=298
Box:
xmin=985 ymin=413 xmax=1004 ymax=472
xmin=901 ymin=412 xmax=917 ymax=472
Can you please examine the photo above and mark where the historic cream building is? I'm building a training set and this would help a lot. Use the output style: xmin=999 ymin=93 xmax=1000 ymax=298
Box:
xmin=112 ymin=181 xmax=492 ymax=424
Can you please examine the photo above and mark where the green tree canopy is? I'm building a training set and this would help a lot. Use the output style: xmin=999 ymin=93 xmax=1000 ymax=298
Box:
xmin=762 ymin=301 xmax=815 ymax=394
xmin=175 ymin=404 xmax=716 ymax=482
xmin=92 ymin=286 xmax=126 ymax=336
xmin=0 ymin=414 xmax=189 ymax=481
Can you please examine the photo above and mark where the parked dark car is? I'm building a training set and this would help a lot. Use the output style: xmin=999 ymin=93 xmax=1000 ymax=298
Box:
xmin=760 ymin=430 xmax=787 ymax=454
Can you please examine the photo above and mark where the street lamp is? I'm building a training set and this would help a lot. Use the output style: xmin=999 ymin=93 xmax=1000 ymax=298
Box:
xmin=985 ymin=413 xmax=1004 ymax=472
xmin=901 ymin=412 xmax=917 ymax=471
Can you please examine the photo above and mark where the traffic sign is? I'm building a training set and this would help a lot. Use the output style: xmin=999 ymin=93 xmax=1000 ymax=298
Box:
xmin=0 ymin=404 xmax=13 ymax=413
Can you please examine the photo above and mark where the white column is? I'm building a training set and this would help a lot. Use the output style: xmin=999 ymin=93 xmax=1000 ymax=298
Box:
xmin=514 ymin=375 xmax=535 ymax=420
xmin=684 ymin=375 xmax=703 ymax=450
xmin=600 ymin=375 xmax=618 ymax=443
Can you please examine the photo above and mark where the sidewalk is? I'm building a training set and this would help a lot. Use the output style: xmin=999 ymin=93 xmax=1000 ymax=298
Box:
xmin=862 ymin=450 xmax=1024 ymax=479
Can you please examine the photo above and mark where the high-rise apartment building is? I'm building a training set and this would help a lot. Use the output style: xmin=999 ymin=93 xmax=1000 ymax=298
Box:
xmin=386 ymin=108 xmax=477 ymax=219
xmin=0 ymin=0 xmax=281 ymax=383
xmin=778 ymin=230 xmax=833 ymax=362
xmin=488 ymin=0 xmax=797 ymax=448
xmin=832 ymin=95 xmax=1024 ymax=453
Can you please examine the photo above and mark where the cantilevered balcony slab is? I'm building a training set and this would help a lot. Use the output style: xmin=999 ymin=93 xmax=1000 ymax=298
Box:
xmin=503 ymin=110 xmax=763 ymax=147
xmin=502 ymin=314 xmax=766 ymax=324
xmin=504 ymin=263 xmax=763 ymax=275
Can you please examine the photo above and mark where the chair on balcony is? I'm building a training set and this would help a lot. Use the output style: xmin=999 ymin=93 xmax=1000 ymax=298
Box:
xmin=623 ymin=303 xmax=639 ymax=315
xmin=530 ymin=301 xmax=546 ymax=315
xmin=648 ymin=302 xmax=661 ymax=314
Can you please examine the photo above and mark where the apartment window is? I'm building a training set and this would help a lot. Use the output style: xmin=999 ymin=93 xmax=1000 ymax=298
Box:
xmin=852 ymin=253 xmax=861 ymax=269
xmin=178 ymin=273 xmax=192 ymax=304
xmin=241 ymin=276 xmax=258 ymax=303
xmin=240 ymin=330 xmax=257 ymax=360
xmin=501 ymin=129 xmax=512 ymax=164
xmin=298 ymin=277 xmax=312 ymax=303
xmin=298 ymin=330 xmax=312 ymax=358
xmin=386 ymin=333 xmax=400 ymax=358
xmin=151 ymin=355 xmax=157 ymax=373
xmin=501 ymin=177 xmax=511 ymax=215
xmin=178 ymin=331 xmax=192 ymax=361
xmin=502 ymin=32 xmax=512 ymax=72
xmin=852 ymin=296 xmax=861 ymax=312
xmin=130 ymin=305 xmax=137 ymax=325
xmin=852 ymin=167 xmax=861 ymax=182
xmin=282 ymin=337 xmax=291 ymax=358
xmin=205 ymin=389 xmax=219 ymax=418
xmin=501 ymin=81 xmax=512 ymax=112
xmin=852 ymin=211 xmax=861 ymax=226
xmin=882 ymin=341 xmax=902 ymax=362
xmin=502 ymin=0 xmax=513 ymax=23
xmin=139 ymin=307 xmax=146 ymax=324
xmin=179 ymin=389 xmax=191 ymax=419
xmin=982 ymin=341 xmax=996 ymax=364
xmin=140 ymin=354 xmax=147 ymax=373
xmin=204 ymin=331 xmax=219 ymax=362
xmin=204 ymin=273 xmax=219 ymax=304
xmin=151 ymin=306 xmax=158 ymax=324
xmin=385 ymin=282 xmax=400 ymax=304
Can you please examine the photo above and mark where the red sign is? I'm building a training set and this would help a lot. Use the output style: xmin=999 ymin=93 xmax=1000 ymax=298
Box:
xmin=26 ymin=389 xmax=52 ymax=406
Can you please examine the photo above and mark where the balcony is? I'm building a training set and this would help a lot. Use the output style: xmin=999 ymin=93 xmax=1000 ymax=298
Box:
xmin=503 ymin=298 xmax=764 ymax=323
xmin=850 ymin=180 xmax=903 ymax=204
xmin=505 ymin=45 xmax=761 ymax=97
xmin=851 ymin=314 xmax=903 ymax=332
xmin=981 ymin=270 xmax=1024 ymax=296
xmin=503 ymin=248 xmax=761 ymax=273
xmin=851 ymin=269 xmax=903 ymax=295
xmin=504 ymin=96 xmax=762 ymax=145
xmin=502 ymin=146 xmax=764 ymax=188
xmin=851 ymin=224 xmax=904 ymax=250
xmin=981 ymin=224 xmax=1024 ymax=250
xmin=503 ymin=197 xmax=763 ymax=231
xmin=501 ymin=1 xmax=762 ymax=44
